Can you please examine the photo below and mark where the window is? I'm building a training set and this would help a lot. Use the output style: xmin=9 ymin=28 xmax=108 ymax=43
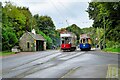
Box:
xmin=83 ymin=39 xmax=85 ymax=43
xmin=61 ymin=37 xmax=71 ymax=44
xmin=81 ymin=39 xmax=82 ymax=43
xmin=61 ymin=38 xmax=65 ymax=44
xmin=62 ymin=40 xmax=65 ymax=44
xmin=88 ymin=38 xmax=91 ymax=44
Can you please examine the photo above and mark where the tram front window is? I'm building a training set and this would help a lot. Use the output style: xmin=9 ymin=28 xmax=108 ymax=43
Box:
xmin=62 ymin=40 xmax=65 ymax=44
xmin=61 ymin=37 xmax=71 ymax=44
xmin=81 ymin=38 xmax=88 ymax=43
xmin=83 ymin=39 xmax=85 ymax=43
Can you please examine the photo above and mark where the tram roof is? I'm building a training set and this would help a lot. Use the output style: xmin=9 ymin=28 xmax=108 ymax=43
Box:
xmin=60 ymin=32 xmax=76 ymax=38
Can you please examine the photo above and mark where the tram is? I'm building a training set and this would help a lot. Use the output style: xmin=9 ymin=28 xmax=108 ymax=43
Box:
xmin=79 ymin=34 xmax=91 ymax=51
xmin=60 ymin=32 xmax=77 ymax=51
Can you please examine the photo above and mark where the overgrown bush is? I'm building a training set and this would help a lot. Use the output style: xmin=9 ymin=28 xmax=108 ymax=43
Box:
xmin=112 ymin=42 xmax=120 ymax=48
xmin=38 ymin=31 xmax=52 ymax=49
xmin=106 ymin=40 xmax=120 ymax=48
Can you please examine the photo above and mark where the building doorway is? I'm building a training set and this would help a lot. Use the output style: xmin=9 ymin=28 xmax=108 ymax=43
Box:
xmin=36 ymin=40 xmax=44 ymax=51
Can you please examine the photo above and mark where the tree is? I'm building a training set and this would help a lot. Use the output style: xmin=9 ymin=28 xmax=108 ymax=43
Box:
xmin=87 ymin=2 xmax=120 ymax=44
xmin=2 ymin=27 xmax=18 ymax=51
xmin=38 ymin=31 xmax=52 ymax=49
xmin=33 ymin=14 xmax=58 ymax=47
xmin=34 ymin=15 xmax=55 ymax=35
xmin=2 ymin=2 xmax=32 ymax=51
xmin=66 ymin=24 xmax=83 ymax=44
xmin=2 ymin=2 xmax=26 ymax=39
xmin=2 ymin=2 xmax=59 ymax=51
xmin=18 ymin=7 xmax=33 ymax=32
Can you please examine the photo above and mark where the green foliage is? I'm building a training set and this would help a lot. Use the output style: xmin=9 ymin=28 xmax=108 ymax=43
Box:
xmin=38 ymin=31 xmax=52 ymax=49
xmin=0 ymin=2 xmax=2 ymax=23
xmin=0 ymin=2 xmax=2 ymax=51
xmin=0 ymin=51 xmax=16 ymax=56
xmin=34 ymin=15 xmax=55 ymax=35
xmin=54 ymin=30 xmax=60 ymax=47
xmin=87 ymin=2 xmax=120 ymax=50
xmin=104 ymin=48 xmax=120 ymax=53
xmin=34 ymin=14 xmax=59 ymax=47
xmin=2 ymin=2 xmax=59 ymax=51
xmin=2 ymin=27 xmax=18 ymax=51
xmin=18 ymin=7 xmax=33 ymax=31
xmin=2 ymin=2 xmax=32 ymax=51
xmin=106 ymin=40 xmax=120 ymax=49
xmin=87 ymin=2 xmax=120 ymax=42
xmin=66 ymin=24 xmax=82 ymax=44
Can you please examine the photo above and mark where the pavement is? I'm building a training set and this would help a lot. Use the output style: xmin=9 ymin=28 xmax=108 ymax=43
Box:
xmin=0 ymin=48 xmax=119 ymax=79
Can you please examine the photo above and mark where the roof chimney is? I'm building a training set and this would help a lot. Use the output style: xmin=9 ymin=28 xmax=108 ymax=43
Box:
xmin=32 ymin=29 xmax=36 ymax=34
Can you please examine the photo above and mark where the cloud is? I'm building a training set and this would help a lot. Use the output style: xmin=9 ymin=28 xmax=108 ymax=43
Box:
xmin=1 ymin=0 xmax=93 ymax=29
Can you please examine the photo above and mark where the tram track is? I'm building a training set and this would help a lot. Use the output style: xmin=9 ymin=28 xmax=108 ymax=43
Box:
xmin=3 ymin=51 xmax=85 ymax=78
xmin=2 ymin=51 xmax=60 ymax=74
xmin=2 ymin=51 xmax=74 ymax=74
xmin=21 ymin=51 xmax=84 ymax=78
xmin=4 ymin=62 xmax=58 ymax=78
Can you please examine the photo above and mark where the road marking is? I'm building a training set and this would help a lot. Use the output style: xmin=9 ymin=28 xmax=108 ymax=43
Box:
xmin=3 ymin=51 xmax=61 ymax=74
xmin=60 ymin=67 xmax=80 ymax=78
xmin=58 ymin=52 xmax=78 ymax=58
xmin=11 ymin=52 xmax=62 ymax=70
xmin=59 ymin=52 xmax=84 ymax=60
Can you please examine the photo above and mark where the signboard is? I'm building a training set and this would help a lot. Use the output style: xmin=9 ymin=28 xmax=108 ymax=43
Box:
xmin=60 ymin=34 xmax=71 ymax=37
xmin=80 ymin=34 xmax=90 ymax=39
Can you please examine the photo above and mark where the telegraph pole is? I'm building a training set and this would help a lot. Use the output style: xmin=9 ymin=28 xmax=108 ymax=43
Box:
xmin=103 ymin=16 xmax=106 ymax=49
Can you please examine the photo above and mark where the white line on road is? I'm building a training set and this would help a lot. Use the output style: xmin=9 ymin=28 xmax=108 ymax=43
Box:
xmin=60 ymin=67 xmax=80 ymax=78
xmin=59 ymin=52 xmax=85 ymax=60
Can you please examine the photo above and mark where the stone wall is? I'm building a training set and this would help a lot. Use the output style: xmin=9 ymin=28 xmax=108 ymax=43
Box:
xmin=19 ymin=33 xmax=36 ymax=51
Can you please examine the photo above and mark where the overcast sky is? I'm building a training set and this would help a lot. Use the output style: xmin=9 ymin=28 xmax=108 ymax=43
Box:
xmin=1 ymin=0 xmax=94 ymax=29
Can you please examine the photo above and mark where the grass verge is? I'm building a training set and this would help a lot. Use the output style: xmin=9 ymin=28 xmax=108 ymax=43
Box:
xmin=103 ymin=48 xmax=120 ymax=53
xmin=0 ymin=51 xmax=16 ymax=56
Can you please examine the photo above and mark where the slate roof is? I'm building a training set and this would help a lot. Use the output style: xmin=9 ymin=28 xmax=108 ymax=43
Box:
xmin=28 ymin=32 xmax=45 ymax=41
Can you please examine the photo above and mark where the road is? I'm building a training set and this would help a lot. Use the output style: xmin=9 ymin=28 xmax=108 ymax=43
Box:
xmin=1 ymin=49 xmax=119 ymax=78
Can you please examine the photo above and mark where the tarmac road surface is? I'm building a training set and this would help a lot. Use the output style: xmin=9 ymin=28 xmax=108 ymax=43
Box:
xmin=1 ymin=49 xmax=119 ymax=78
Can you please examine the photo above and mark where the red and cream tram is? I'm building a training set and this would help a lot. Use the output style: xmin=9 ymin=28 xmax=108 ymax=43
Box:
xmin=60 ymin=32 xmax=77 ymax=51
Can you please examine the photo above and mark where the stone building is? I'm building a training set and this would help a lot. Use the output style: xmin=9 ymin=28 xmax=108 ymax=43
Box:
xmin=19 ymin=29 xmax=46 ymax=51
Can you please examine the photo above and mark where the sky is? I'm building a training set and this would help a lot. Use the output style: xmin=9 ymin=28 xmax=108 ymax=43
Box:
xmin=1 ymin=0 xmax=94 ymax=29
